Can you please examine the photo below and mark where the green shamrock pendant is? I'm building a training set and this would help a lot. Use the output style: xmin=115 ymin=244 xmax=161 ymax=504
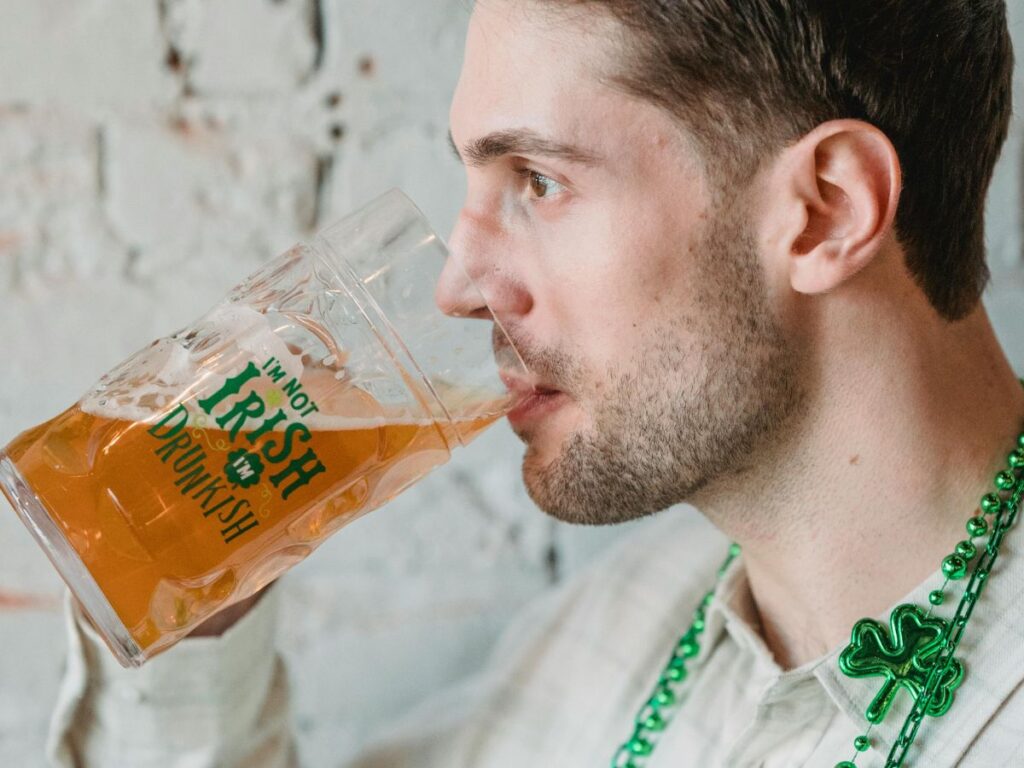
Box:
xmin=838 ymin=603 xmax=964 ymax=724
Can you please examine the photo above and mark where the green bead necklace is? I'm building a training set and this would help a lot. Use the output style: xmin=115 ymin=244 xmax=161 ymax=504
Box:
xmin=611 ymin=379 xmax=1024 ymax=768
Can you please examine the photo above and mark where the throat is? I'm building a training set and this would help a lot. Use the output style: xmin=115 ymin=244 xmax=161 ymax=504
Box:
xmin=735 ymin=500 xmax=975 ymax=671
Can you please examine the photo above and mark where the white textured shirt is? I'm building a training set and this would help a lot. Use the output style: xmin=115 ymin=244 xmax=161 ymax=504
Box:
xmin=47 ymin=508 xmax=1024 ymax=767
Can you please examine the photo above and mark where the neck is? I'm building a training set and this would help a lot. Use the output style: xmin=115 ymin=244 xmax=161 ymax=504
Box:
xmin=692 ymin=272 xmax=1024 ymax=670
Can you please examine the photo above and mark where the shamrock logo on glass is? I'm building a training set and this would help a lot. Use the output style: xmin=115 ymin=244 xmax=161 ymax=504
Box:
xmin=839 ymin=603 xmax=964 ymax=724
xmin=224 ymin=448 xmax=264 ymax=489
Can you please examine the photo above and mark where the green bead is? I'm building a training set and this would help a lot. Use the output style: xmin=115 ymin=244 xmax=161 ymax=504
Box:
xmin=693 ymin=617 xmax=706 ymax=632
xmin=677 ymin=630 xmax=700 ymax=655
xmin=1018 ymin=432 xmax=1024 ymax=450
xmin=955 ymin=540 xmax=977 ymax=559
xmin=996 ymin=470 xmax=1015 ymax=491
xmin=663 ymin=654 xmax=688 ymax=681
xmin=928 ymin=589 xmax=945 ymax=605
xmin=942 ymin=554 xmax=968 ymax=580
xmin=678 ymin=639 xmax=700 ymax=658
xmin=966 ymin=516 xmax=988 ymax=537
xmin=651 ymin=686 xmax=675 ymax=708
xmin=835 ymin=762 xmax=857 ymax=768
xmin=641 ymin=712 xmax=666 ymax=731
xmin=854 ymin=734 xmax=871 ymax=751
xmin=981 ymin=492 xmax=1003 ymax=514
xmin=627 ymin=736 xmax=653 ymax=755
xmin=1009 ymin=449 xmax=1024 ymax=470
xmin=662 ymin=665 xmax=686 ymax=682
xmin=729 ymin=542 xmax=741 ymax=557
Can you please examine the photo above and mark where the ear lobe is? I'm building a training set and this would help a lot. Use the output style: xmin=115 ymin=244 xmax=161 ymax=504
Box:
xmin=782 ymin=121 xmax=902 ymax=296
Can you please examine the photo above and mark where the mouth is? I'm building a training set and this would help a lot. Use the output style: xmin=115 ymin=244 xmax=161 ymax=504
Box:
xmin=500 ymin=371 xmax=568 ymax=429
xmin=499 ymin=370 xmax=561 ymax=398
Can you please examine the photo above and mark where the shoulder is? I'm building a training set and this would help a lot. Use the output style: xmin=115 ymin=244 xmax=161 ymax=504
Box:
xmin=490 ymin=506 xmax=729 ymax=665
xmin=459 ymin=507 xmax=729 ymax=761
xmin=555 ymin=507 xmax=730 ymax=633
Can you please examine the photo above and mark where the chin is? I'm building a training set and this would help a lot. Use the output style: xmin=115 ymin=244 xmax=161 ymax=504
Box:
xmin=512 ymin=405 xmax=580 ymax=471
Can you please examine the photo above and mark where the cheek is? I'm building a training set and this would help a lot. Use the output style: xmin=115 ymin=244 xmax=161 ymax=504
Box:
xmin=534 ymin=205 xmax=701 ymax=373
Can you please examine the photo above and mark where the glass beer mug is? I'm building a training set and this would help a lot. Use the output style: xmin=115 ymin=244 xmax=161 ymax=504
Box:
xmin=0 ymin=189 xmax=527 ymax=667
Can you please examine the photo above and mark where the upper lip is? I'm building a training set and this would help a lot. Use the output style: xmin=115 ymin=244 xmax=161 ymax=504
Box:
xmin=499 ymin=370 xmax=561 ymax=396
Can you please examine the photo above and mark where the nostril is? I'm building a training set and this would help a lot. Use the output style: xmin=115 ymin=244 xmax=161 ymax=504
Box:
xmin=434 ymin=255 xmax=487 ymax=319
xmin=440 ymin=212 xmax=531 ymax=321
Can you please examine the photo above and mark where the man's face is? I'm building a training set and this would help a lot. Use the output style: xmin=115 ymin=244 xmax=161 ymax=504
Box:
xmin=440 ymin=0 xmax=807 ymax=524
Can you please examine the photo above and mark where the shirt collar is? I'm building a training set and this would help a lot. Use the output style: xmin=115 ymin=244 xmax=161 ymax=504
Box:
xmin=697 ymin=515 xmax=1024 ymax=765
xmin=815 ymin=518 xmax=1024 ymax=764
xmin=703 ymin=554 xmax=775 ymax=667
xmin=700 ymin=552 xmax=829 ymax=686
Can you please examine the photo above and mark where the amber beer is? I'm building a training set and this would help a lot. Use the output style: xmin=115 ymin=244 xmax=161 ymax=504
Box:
xmin=0 ymin=188 xmax=528 ymax=666
xmin=4 ymin=367 xmax=503 ymax=656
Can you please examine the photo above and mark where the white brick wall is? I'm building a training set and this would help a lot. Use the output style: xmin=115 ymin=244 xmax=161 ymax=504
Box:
xmin=0 ymin=2 xmax=1021 ymax=766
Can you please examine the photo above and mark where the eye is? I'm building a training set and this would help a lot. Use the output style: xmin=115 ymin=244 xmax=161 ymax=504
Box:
xmin=516 ymin=168 xmax=566 ymax=200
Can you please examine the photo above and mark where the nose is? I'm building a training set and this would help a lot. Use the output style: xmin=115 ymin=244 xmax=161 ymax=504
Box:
xmin=434 ymin=208 xmax=533 ymax=322
xmin=434 ymin=229 xmax=489 ymax=320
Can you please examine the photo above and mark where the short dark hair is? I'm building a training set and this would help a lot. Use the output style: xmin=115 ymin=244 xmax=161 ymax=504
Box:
xmin=543 ymin=0 xmax=1014 ymax=321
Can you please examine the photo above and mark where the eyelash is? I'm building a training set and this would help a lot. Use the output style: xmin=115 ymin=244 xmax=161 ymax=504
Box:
xmin=514 ymin=168 xmax=565 ymax=201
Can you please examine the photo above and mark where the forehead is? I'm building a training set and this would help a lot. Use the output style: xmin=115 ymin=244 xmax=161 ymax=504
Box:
xmin=451 ymin=0 xmax=677 ymax=160
xmin=460 ymin=1 xmax=616 ymax=91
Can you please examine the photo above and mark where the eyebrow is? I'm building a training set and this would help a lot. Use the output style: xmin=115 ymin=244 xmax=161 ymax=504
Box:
xmin=447 ymin=127 xmax=603 ymax=168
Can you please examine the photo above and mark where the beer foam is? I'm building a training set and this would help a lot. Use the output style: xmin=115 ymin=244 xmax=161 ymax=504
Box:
xmin=298 ymin=371 xmax=509 ymax=431
xmin=302 ymin=413 xmax=435 ymax=429
xmin=80 ymin=303 xmax=295 ymax=422
xmin=294 ymin=366 xmax=440 ymax=430
xmin=79 ymin=302 xmax=481 ymax=430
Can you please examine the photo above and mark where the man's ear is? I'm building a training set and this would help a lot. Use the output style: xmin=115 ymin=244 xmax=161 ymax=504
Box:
xmin=765 ymin=120 xmax=902 ymax=296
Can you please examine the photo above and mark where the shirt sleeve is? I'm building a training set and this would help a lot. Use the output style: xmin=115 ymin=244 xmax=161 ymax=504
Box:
xmin=44 ymin=517 xmax=657 ymax=768
xmin=46 ymin=586 xmax=297 ymax=768
xmin=44 ymin=572 xmax=587 ymax=768
xmin=339 ymin=565 xmax=606 ymax=768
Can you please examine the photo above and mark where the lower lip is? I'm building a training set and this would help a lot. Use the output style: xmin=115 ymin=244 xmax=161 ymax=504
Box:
xmin=507 ymin=391 xmax=567 ymax=428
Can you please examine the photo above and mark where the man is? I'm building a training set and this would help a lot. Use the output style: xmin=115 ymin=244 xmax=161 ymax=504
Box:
xmin=49 ymin=0 xmax=1024 ymax=766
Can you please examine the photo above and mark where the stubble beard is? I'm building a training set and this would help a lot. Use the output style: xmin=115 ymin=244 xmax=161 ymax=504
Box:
xmin=521 ymin=202 xmax=809 ymax=526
